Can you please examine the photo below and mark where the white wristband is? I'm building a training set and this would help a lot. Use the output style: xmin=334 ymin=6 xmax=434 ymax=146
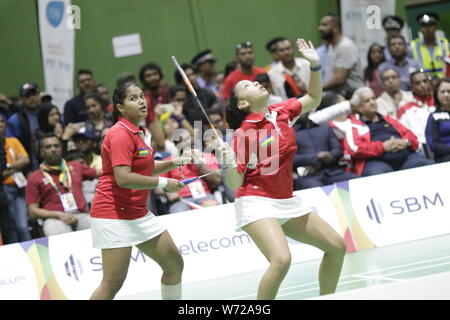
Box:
xmin=157 ymin=177 xmax=168 ymax=188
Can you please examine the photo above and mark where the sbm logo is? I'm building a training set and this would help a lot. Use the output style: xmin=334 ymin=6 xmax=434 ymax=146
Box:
xmin=65 ymin=255 xmax=83 ymax=281
xmin=367 ymin=192 xmax=444 ymax=224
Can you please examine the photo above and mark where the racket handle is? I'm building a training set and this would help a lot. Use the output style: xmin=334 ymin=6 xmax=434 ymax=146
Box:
xmin=182 ymin=177 xmax=198 ymax=185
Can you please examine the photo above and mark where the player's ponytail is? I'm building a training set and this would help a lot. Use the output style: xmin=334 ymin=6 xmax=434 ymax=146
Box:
xmin=112 ymin=82 xmax=137 ymax=124
xmin=226 ymin=89 xmax=250 ymax=130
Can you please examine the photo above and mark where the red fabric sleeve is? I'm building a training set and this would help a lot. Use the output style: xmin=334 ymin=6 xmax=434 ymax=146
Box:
xmin=109 ymin=132 xmax=135 ymax=167
xmin=74 ymin=162 xmax=98 ymax=181
xmin=275 ymin=98 xmax=303 ymax=121
xmin=348 ymin=126 xmax=385 ymax=159
xmin=25 ymin=172 xmax=41 ymax=205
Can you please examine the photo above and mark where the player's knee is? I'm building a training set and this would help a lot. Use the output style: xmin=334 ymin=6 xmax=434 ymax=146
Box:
xmin=331 ymin=236 xmax=347 ymax=256
xmin=270 ymin=251 xmax=292 ymax=273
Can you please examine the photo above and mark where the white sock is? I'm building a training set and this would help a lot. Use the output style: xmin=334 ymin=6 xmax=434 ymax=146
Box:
xmin=161 ymin=282 xmax=182 ymax=300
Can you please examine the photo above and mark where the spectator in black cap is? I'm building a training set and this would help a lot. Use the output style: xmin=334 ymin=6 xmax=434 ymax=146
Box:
xmin=382 ymin=15 xmax=412 ymax=61
xmin=63 ymin=69 xmax=96 ymax=125
xmin=411 ymin=12 xmax=449 ymax=79
xmin=191 ymin=49 xmax=219 ymax=96
xmin=6 ymin=83 xmax=41 ymax=175
xmin=264 ymin=37 xmax=284 ymax=71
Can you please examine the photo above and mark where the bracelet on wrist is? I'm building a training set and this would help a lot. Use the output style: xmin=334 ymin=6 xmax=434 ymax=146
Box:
xmin=157 ymin=177 xmax=168 ymax=188
xmin=310 ymin=64 xmax=321 ymax=72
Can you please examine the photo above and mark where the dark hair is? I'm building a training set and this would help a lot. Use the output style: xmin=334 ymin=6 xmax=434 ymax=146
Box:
xmin=207 ymin=107 xmax=224 ymax=119
xmin=77 ymin=69 xmax=93 ymax=77
xmin=255 ymin=73 xmax=270 ymax=84
xmin=317 ymin=92 xmax=343 ymax=111
xmin=83 ymin=92 xmax=109 ymax=111
xmin=434 ymin=77 xmax=450 ymax=111
xmin=226 ymin=89 xmax=250 ymax=130
xmin=387 ymin=34 xmax=406 ymax=47
xmin=224 ymin=61 xmax=238 ymax=78
xmin=139 ymin=62 xmax=163 ymax=85
xmin=364 ymin=43 xmax=385 ymax=82
xmin=174 ymin=63 xmax=194 ymax=85
xmin=112 ymin=82 xmax=138 ymax=124
xmin=37 ymin=103 xmax=60 ymax=133
xmin=410 ymin=69 xmax=428 ymax=84
xmin=38 ymin=132 xmax=60 ymax=151
xmin=169 ymin=85 xmax=186 ymax=100
xmin=65 ymin=150 xmax=85 ymax=162
xmin=324 ymin=13 xmax=341 ymax=31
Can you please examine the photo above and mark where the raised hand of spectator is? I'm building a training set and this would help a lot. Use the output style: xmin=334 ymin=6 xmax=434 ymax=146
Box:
xmin=62 ymin=123 xmax=81 ymax=140
xmin=154 ymin=104 xmax=164 ymax=118
xmin=54 ymin=122 xmax=63 ymax=138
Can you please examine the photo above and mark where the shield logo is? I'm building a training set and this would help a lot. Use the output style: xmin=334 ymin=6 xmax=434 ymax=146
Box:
xmin=46 ymin=1 xmax=65 ymax=28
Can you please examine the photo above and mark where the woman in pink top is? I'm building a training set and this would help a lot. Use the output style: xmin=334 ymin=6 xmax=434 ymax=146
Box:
xmin=220 ymin=39 xmax=347 ymax=300
xmin=90 ymin=82 xmax=199 ymax=300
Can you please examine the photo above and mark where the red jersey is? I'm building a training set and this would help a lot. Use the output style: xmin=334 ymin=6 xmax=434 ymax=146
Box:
xmin=232 ymin=98 xmax=302 ymax=199
xmin=26 ymin=162 xmax=97 ymax=213
xmin=90 ymin=117 xmax=155 ymax=220
xmin=144 ymin=88 xmax=169 ymax=124
xmin=223 ymin=67 xmax=267 ymax=99
xmin=160 ymin=153 xmax=219 ymax=198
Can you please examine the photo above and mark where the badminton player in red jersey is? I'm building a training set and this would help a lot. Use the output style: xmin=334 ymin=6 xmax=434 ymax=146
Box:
xmin=90 ymin=82 xmax=199 ymax=300
xmin=220 ymin=39 xmax=347 ymax=299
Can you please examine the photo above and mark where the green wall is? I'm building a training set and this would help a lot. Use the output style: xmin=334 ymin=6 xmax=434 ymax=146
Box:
xmin=1 ymin=0 xmax=443 ymax=99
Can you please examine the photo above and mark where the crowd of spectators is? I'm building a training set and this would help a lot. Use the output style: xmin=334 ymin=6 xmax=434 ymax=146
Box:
xmin=0 ymin=12 xmax=449 ymax=245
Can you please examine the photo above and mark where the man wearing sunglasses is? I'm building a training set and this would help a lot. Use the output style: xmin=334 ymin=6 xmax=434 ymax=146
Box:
xmin=223 ymin=41 xmax=266 ymax=100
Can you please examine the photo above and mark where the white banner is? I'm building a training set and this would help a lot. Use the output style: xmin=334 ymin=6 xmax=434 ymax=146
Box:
xmin=38 ymin=0 xmax=75 ymax=111
xmin=340 ymin=0 xmax=396 ymax=68
xmin=47 ymin=187 xmax=339 ymax=300
xmin=348 ymin=162 xmax=450 ymax=247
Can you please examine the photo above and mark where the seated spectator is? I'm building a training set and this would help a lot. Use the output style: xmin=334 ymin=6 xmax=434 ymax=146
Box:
xmin=0 ymin=111 xmax=31 ymax=243
xmin=381 ymin=15 xmax=413 ymax=61
xmin=268 ymin=37 xmax=311 ymax=100
xmin=319 ymin=14 xmax=364 ymax=98
xmin=397 ymin=70 xmax=435 ymax=153
xmin=255 ymin=73 xmax=283 ymax=106
xmin=378 ymin=35 xmax=421 ymax=91
xmin=72 ymin=129 xmax=101 ymax=209
xmin=95 ymin=83 xmax=113 ymax=113
xmin=139 ymin=62 xmax=168 ymax=150
xmin=344 ymin=87 xmax=434 ymax=176
xmin=191 ymin=49 xmax=219 ymax=96
xmin=7 ymin=83 xmax=42 ymax=175
xmin=425 ymin=78 xmax=450 ymax=162
xmin=36 ymin=103 xmax=64 ymax=140
xmin=377 ymin=68 xmax=414 ymax=118
xmin=222 ymin=41 xmax=266 ymax=99
xmin=364 ymin=43 xmax=386 ymax=97
xmin=83 ymin=92 xmax=114 ymax=149
xmin=293 ymin=113 xmax=358 ymax=190
xmin=0 ymin=137 xmax=7 ymax=244
xmin=174 ymin=63 xmax=218 ymax=125
xmin=157 ymin=131 xmax=221 ymax=213
xmin=64 ymin=69 xmax=96 ymax=125
xmin=26 ymin=133 xmax=100 ymax=236
xmin=264 ymin=37 xmax=284 ymax=71
xmin=156 ymin=85 xmax=195 ymax=137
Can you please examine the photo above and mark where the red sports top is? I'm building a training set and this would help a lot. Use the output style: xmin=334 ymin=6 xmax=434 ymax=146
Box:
xmin=232 ymin=98 xmax=302 ymax=199
xmin=90 ymin=117 xmax=155 ymax=220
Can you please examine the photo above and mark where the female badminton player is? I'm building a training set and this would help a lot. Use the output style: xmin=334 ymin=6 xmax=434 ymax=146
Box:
xmin=220 ymin=39 xmax=347 ymax=299
xmin=89 ymin=82 xmax=198 ymax=300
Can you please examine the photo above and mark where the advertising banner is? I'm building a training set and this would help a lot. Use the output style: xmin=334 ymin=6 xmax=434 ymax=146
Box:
xmin=38 ymin=0 xmax=75 ymax=111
